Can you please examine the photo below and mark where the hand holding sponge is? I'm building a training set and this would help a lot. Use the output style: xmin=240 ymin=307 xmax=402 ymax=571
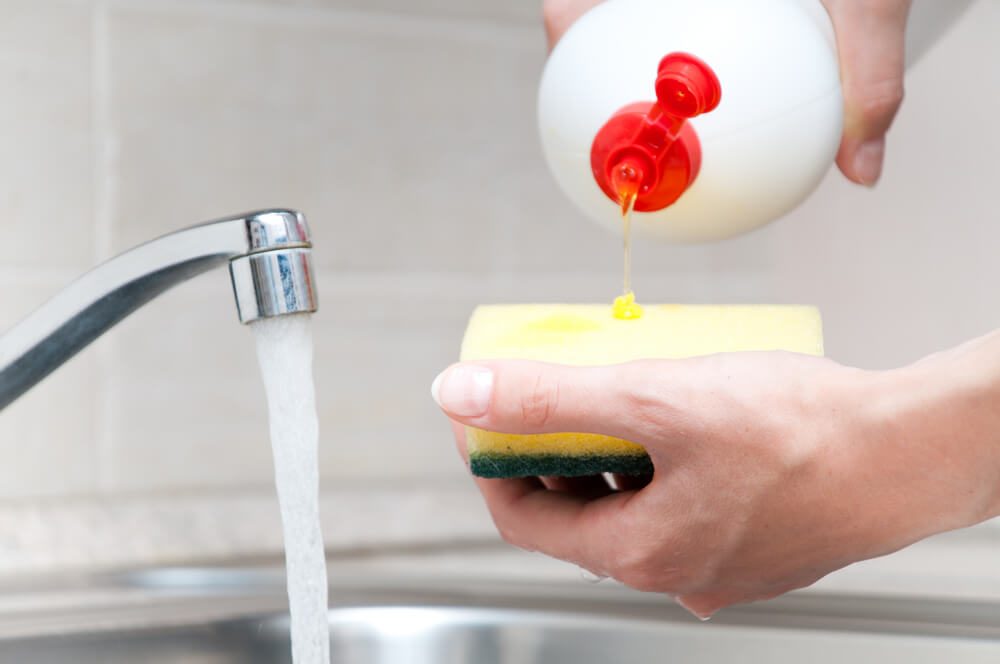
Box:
xmin=459 ymin=304 xmax=823 ymax=478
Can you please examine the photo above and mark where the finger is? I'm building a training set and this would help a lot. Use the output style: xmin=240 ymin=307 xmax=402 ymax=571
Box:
xmin=454 ymin=422 xmax=561 ymax=525
xmin=457 ymin=414 xmax=618 ymax=508
xmin=431 ymin=360 xmax=678 ymax=445
xmin=676 ymin=593 xmax=728 ymax=620
xmin=452 ymin=402 xmax=639 ymax=573
xmin=541 ymin=474 xmax=614 ymax=500
xmin=543 ymin=0 xmax=603 ymax=50
xmin=475 ymin=472 xmax=635 ymax=572
xmin=822 ymin=0 xmax=911 ymax=185
xmin=677 ymin=580 xmax=801 ymax=619
xmin=454 ymin=420 xmax=587 ymax=496
xmin=610 ymin=472 xmax=653 ymax=492
xmin=451 ymin=419 xmax=469 ymax=462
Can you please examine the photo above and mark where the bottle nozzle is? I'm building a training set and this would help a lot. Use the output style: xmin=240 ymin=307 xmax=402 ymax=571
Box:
xmin=590 ymin=52 xmax=721 ymax=213
xmin=610 ymin=159 xmax=645 ymax=211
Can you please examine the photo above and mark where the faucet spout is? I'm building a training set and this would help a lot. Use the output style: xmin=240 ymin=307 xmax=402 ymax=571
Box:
xmin=0 ymin=208 xmax=318 ymax=411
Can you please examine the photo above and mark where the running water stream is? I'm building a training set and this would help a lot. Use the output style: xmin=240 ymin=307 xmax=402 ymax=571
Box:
xmin=253 ymin=313 xmax=330 ymax=664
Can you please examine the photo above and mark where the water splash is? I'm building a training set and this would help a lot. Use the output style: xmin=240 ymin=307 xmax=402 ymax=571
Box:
xmin=253 ymin=313 xmax=330 ymax=664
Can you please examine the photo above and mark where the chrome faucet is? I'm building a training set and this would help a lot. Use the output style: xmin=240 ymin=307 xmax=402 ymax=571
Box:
xmin=0 ymin=209 xmax=318 ymax=411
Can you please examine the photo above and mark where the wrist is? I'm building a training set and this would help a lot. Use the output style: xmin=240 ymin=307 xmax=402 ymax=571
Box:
xmin=879 ymin=331 xmax=1000 ymax=532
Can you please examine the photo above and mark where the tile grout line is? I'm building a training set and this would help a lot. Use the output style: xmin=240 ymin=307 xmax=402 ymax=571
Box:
xmin=91 ymin=0 xmax=116 ymax=494
xmin=92 ymin=1 xmax=114 ymax=264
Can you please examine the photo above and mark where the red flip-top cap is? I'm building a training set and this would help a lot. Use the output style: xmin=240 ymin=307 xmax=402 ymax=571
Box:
xmin=590 ymin=52 xmax=721 ymax=212
xmin=655 ymin=52 xmax=722 ymax=118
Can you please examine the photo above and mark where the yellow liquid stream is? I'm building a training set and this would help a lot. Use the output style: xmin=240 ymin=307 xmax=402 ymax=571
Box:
xmin=612 ymin=188 xmax=643 ymax=320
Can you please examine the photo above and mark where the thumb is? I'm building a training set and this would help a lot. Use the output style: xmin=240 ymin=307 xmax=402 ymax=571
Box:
xmin=431 ymin=360 xmax=670 ymax=443
xmin=822 ymin=0 xmax=911 ymax=186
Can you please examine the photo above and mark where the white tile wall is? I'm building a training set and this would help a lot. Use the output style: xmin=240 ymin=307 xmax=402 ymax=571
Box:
xmin=0 ymin=1 xmax=94 ymax=269
xmin=769 ymin=1 xmax=1000 ymax=369
xmin=105 ymin=3 xmax=544 ymax=274
xmin=0 ymin=278 xmax=101 ymax=498
xmin=0 ymin=0 xmax=997 ymax=500
xmin=0 ymin=1 xmax=100 ymax=499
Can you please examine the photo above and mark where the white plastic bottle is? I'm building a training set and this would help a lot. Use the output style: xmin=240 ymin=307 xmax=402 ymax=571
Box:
xmin=538 ymin=0 xmax=971 ymax=243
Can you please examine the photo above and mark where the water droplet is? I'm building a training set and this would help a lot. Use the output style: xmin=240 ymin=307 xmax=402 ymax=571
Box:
xmin=579 ymin=568 xmax=607 ymax=584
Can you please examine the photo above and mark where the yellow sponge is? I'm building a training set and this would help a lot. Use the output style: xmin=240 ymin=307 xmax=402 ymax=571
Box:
xmin=460 ymin=304 xmax=823 ymax=478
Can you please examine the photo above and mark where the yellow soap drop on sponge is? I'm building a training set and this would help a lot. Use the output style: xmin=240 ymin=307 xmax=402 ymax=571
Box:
xmin=460 ymin=304 xmax=823 ymax=478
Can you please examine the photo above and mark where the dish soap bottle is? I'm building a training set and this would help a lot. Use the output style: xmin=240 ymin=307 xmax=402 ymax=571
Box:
xmin=537 ymin=0 xmax=970 ymax=243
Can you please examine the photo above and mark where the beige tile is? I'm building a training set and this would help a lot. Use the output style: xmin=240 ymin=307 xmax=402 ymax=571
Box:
xmin=310 ymin=274 xmax=473 ymax=481
xmin=222 ymin=0 xmax=540 ymax=23
xmin=105 ymin=269 xmax=481 ymax=491
xmin=104 ymin=270 xmax=272 ymax=492
xmin=769 ymin=0 xmax=1000 ymax=370
xmin=0 ymin=279 xmax=101 ymax=499
xmin=106 ymin=5 xmax=547 ymax=274
xmin=0 ymin=1 xmax=94 ymax=270
xmin=104 ymin=1 xmax=780 ymax=283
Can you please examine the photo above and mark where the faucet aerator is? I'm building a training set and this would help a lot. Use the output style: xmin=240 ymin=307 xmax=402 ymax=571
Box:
xmin=230 ymin=248 xmax=318 ymax=324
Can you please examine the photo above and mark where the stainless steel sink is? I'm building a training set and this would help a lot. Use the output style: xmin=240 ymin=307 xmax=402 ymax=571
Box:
xmin=1 ymin=563 xmax=998 ymax=663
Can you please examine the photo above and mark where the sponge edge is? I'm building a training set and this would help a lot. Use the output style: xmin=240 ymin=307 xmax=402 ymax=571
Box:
xmin=460 ymin=304 xmax=824 ymax=478
xmin=469 ymin=450 xmax=654 ymax=479
xmin=466 ymin=431 xmax=652 ymax=478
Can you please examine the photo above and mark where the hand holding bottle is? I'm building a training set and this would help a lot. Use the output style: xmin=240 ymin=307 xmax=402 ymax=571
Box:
xmin=543 ymin=0 xmax=912 ymax=185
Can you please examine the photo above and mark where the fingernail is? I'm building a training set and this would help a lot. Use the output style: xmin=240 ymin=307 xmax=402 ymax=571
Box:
xmin=853 ymin=137 xmax=885 ymax=186
xmin=431 ymin=364 xmax=494 ymax=417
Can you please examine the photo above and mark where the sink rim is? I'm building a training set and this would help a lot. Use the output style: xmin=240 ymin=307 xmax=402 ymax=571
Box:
xmin=2 ymin=563 xmax=999 ymax=643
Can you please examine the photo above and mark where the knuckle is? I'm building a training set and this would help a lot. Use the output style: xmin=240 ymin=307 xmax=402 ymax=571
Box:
xmin=519 ymin=371 xmax=561 ymax=429
xmin=492 ymin=516 xmax=528 ymax=550
xmin=855 ymin=78 xmax=904 ymax=125
xmin=617 ymin=367 xmax=657 ymax=414
xmin=617 ymin=363 xmax=685 ymax=438
xmin=497 ymin=525 xmax=520 ymax=547
xmin=607 ymin=523 xmax=668 ymax=591
xmin=608 ymin=513 xmax=702 ymax=593
xmin=612 ymin=545 xmax=663 ymax=591
xmin=614 ymin=565 xmax=654 ymax=591
xmin=622 ymin=388 xmax=667 ymax=434
xmin=486 ymin=499 xmax=536 ymax=552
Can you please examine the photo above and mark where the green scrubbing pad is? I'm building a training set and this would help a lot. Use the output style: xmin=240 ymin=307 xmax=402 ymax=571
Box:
xmin=469 ymin=453 xmax=654 ymax=478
